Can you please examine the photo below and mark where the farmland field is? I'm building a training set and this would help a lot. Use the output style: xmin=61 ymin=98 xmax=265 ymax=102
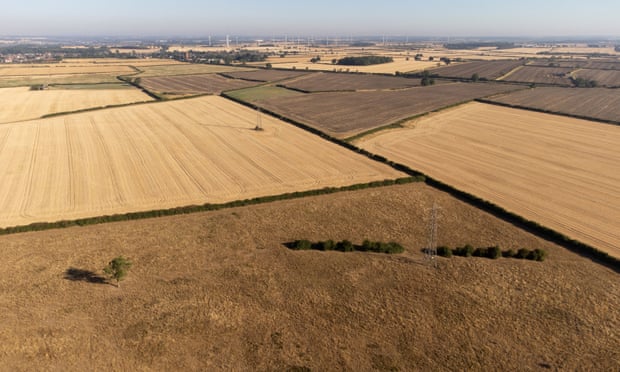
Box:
xmin=0 ymin=86 xmax=153 ymax=123
xmin=427 ymin=60 xmax=525 ymax=80
xmin=271 ymin=57 xmax=437 ymax=74
xmin=0 ymin=73 xmax=122 ymax=88
xmin=237 ymin=82 xmax=523 ymax=138
xmin=1 ymin=183 xmax=618 ymax=370
xmin=0 ymin=95 xmax=403 ymax=228
xmin=0 ymin=65 xmax=135 ymax=76
xmin=573 ymin=69 xmax=620 ymax=87
xmin=279 ymin=72 xmax=423 ymax=92
xmin=138 ymin=74 xmax=260 ymax=96
xmin=499 ymin=66 xmax=574 ymax=85
xmin=358 ymin=102 xmax=620 ymax=258
xmin=132 ymin=64 xmax=254 ymax=77
xmin=220 ymin=69 xmax=311 ymax=82
xmin=486 ymin=87 xmax=620 ymax=123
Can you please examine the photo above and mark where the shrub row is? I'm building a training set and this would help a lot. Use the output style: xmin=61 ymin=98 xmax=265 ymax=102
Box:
xmin=0 ymin=177 xmax=419 ymax=236
xmin=434 ymin=245 xmax=547 ymax=261
xmin=289 ymin=239 xmax=404 ymax=254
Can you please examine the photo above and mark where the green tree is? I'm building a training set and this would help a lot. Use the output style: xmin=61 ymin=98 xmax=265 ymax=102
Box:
xmin=104 ymin=256 xmax=132 ymax=287
xmin=471 ymin=73 xmax=480 ymax=82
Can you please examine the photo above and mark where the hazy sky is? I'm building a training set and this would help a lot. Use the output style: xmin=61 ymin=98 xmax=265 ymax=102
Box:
xmin=1 ymin=0 xmax=619 ymax=37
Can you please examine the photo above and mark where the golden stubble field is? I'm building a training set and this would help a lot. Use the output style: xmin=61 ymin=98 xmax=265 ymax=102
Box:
xmin=0 ymin=96 xmax=403 ymax=228
xmin=0 ymin=86 xmax=153 ymax=123
xmin=358 ymin=102 xmax=620 ymax=258
xmin=0 ymin=183 xmax=617 ymax=370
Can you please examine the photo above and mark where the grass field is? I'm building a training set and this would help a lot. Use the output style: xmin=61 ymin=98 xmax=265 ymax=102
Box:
xmin=358 ymin=102 xmax=620 ymax=257
xmin=0 ymin=95 xmax=403 ymax=228
xmin=0 ymin=86 xmax=153 ymax=123
xmin=486 ymin=87 xmax=620 ymax=123
xmin=138 ymin=74 xmax=260 ymax=96
xmin=239 ymin=82 xmax=523 ymax=138
xmin=0 ymin=183 xmax=617 ymax=370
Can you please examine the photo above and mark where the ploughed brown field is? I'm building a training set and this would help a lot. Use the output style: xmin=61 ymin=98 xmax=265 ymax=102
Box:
xmin=487 ymin=86 xmax=620 ymax=123
xmin=358 ymin=102 xmax=620 ymax=258
xmin=0 ymin=96 xmax=402 ymax=228
xmin=279 ymin=71 xmax=423 ymax=92
xmin=573 ymin=69 xmax=620 ymax=87
xmin=1 ymin=183 xmax=618 ymax=370
xmin=138 ymin=74 xmax=259 ymax=96
xmin=427 ymin=60 xmax=525 ymax=80
xmin=220 ymin=69 xmax=312 ymax=82
xmin=132 ymin=64 xmax=254 ymax=77
xmin=0 ymin=86 xmax=153 ymax=123
xmin=527 ymin=59 xmax=620 ymax=70
xmin=235 ymin=82 xmax=523 ymax=138
xmin=499 ymin=65 xmax=574 ymax=85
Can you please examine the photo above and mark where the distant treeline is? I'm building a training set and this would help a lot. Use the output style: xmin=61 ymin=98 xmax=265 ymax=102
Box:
xmin=444 ymin=42 xmax=515 ymax=50
xmin=170 ymin=50 xmax=269 ymax=64
xmin=337 ymin=56 xmax=393 ymax=66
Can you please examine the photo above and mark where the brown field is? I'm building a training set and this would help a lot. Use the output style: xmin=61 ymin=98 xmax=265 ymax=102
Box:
xmin=527 ymin=59 xmax=620 ymax=70
xmin=499 ymin=66 xmax=574 ymax=85
xmin=358 ymin=103 xmax=620 ymax=257
xmin=0 ymin=95 xmax=403 ymax=228
xmin=487 ymin=87 xmax=620 ymax=122
xmin=279 ymin=72 xmax=423 ymax=92
xmin=0 ymin=86 xmax=153 ymax=123
xmin=240 ymin=82 xmax=523 ymax=138
xmin=138 ymin=74 xmax=260 ymax=96
xmin=1 ymin=183 xmax=618 ymax=370
xmin=426 ymin=60 xmax=525 ymax=80
xmin=573 ymin=69 xmax=620 ymax=87
xmin=133 ymin=64 xmax=254 ymax=77
xmin=221 ymin=69 xmax=311 ymax=82
xmin=0 ymin=65 xmax=135 ymax=76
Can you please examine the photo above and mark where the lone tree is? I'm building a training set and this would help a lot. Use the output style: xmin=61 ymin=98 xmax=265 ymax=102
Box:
xmin=104 ymin=256 xmax=132 ymax=287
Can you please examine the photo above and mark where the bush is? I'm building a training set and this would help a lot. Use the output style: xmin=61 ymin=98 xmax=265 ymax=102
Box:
xmin=462 ymin=244 xmax=474 ymax=257
xmin=294 ymin=239 xmax=312 ymax=250
xmin=103 ymin=256 xmax=132 ymax=287
xmin=488 ymin=246 xmax=502 ymax=259
xmin=437 ymin=246 xmax=452 ymax=257
xmin=503 ymin=249 xmax=516 ymax=258
xmin=319 ymin=239 xmax=335 ymax=251
xmin=473 ymin=247 xmax=488 ymax=257
xmin=534 ymin=249 xmax=547 ymax=262
xmin=516 ymin=248 xmax=530 ymax=259
xmin=336 ymin=240 xmax=354 ymax=252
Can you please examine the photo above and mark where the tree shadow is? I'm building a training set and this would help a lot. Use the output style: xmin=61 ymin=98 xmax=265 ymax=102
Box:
xmin=64 ymin=267 xmax=107 ymax=284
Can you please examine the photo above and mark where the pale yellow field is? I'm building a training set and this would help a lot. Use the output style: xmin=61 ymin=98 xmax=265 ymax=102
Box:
xmin=271 ymin=57 xmax=438 ymax=74
xmin=358 ymin=102 xmax=620 ymax=258
xmin=0 ymin=86 xmax=154 ymax=123
xmin=0 ymin=65 xmax=135 ymax=76
xmin=0 ymin=96 xmax=403 ymax=227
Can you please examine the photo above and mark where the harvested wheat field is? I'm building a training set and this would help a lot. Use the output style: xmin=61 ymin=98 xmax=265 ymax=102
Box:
xmin=0 ymin=65 xmax=135 ymax=76
xmin=0 ymin=183 xmax=618 ymax=370
xmin=487 ymin=87 xmax=620 ymax=123
xmin=0 ymin=86 xmax=153 ymax=123
xmin=0 ymin=73 xmax=123 ymax=88
xmin=133 ymin=64 xmax=254 ymax=77
xmin=240 ymin=82 xmax=523 ymax=138
xmin=0 ymin=95 xmax=403 ymax=228
xmin=358 ymin=103 xmax=620 ymax=258
xmin=138 ymin=74 xmax=260 ymax=97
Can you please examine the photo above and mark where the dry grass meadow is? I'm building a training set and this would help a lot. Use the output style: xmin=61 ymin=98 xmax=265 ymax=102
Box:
xmin=358 ymin=102 xmax=620 ymax=258
xmin=0 ymin=183 xmax=617 ymax=370
xmin=0 ymin=86 xmax=153 ymax=123
xmin=0 ymin=95 xmax=403 ymax=228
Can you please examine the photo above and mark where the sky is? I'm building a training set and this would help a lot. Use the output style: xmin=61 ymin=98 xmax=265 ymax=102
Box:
xmin=1 ymin=0 xmax=619 ymax=38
